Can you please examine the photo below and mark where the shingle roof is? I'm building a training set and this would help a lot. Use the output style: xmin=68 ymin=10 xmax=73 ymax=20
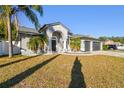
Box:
xmin=19 ymin=26 xmax=40 ymax=35
xmin=38 ymin=22 xmax=72 ymax=34
xmin=70 ymin=34 xmax=99 ymax=41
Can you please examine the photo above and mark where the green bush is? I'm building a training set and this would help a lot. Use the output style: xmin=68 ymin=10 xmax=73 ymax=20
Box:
xmin=70 ymin=37 xmax=81 ymax=51
xmin=103 ymin=45 xmax=109 ymax=50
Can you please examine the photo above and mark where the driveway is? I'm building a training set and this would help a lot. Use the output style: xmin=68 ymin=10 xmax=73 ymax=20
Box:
xmin=96 ymin=51 xmax=124 ymax=58
xmin=63 ymin=51 xmax=124 ymax=58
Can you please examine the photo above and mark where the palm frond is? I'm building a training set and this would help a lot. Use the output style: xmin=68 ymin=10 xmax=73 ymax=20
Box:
xmin=28 ymin=35 xmax=47 ymax=52
xmin=1 ymin=5 xmax=12 ymax=14
xmin=30 ymin=5 xmax=43 ymax=16
xmin=19 ymin=6 xmax=40 ymax=30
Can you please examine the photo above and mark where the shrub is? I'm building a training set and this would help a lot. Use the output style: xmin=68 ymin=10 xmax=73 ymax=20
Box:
xmin=70 ymin=37 xmax=81 ymax=51
xmin=28 ymin=35 xmax=47 ymax=52
xmin=103 ymin=45 xmax=109 ymax=50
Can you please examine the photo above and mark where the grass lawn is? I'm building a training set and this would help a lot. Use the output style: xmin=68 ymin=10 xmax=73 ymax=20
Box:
xmin=0 ymin=54 xmax=124 ymax=88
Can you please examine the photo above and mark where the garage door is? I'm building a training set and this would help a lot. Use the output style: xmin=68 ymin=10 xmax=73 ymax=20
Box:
xmin=93 ymin=42 xmax=100 ymax=51
xmin=84 ymin=41 xmax=90 ymax=51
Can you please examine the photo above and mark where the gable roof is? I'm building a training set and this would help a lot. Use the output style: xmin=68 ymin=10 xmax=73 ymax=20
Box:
xmin=70 ymin=34 xmax=100 ymax=41
xmin=19 ymin=26 xmax=40 ymax=35
xmin=38 ymin=22 xmax=72 ymax=34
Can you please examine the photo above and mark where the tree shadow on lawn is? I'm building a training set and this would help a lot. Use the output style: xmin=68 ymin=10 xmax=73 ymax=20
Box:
xmin=69 ymin=56 xmax=86 ymax=88
xmin=0 ymin=54 xmax=60 ymax=88
xmin=0 ymin=55 xmax=41 ymax=68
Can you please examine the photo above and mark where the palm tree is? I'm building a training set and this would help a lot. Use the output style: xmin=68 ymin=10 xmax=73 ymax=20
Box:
xmin=0 ymin=17 xmax=7 ymax=40
xmin=28 ymin=35 xmax=47 ymax=52
xmin=0 ymin=5 xmax=43 ymax=57
xmin=70 ymin=37 xmax=81 ymax=51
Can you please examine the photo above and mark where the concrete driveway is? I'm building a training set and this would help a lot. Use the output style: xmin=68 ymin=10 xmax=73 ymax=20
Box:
xmin=95 ymin=51 xmax=124 ymax=58
xmin=63 ymin=51 xmax=124 ymax=58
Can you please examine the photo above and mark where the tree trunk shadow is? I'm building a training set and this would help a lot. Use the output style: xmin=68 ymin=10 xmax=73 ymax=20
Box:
xmin=0 ymin=55 xmax=40 ymax=68
xmin=0 ymin=54 xmax=60 ymax=88
xmin=69 ymin=56 xmax=86 ymax=88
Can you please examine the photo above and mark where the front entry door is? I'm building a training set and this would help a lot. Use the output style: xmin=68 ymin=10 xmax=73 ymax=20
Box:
xmin=52 ymin=40 xmax=56 ymax=51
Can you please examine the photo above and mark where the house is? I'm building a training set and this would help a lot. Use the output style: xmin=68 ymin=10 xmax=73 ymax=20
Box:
xmin=0 ymin=22 xmax=103 ymax=56
xmin=103 ymin=39 xmax=115 ymax=45
xmin=19 ymin=22 xmax=103 ymax=56
xmin=103 ymin=39 xmax=124 ymax=50
xmin=19 ymin=22 xmax=71 ymax=55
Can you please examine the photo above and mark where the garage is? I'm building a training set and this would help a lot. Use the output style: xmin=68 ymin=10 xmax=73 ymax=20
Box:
xmin=93 ymin=41 xmax=101 ymax=51
xmin=80 ymin=39 xmax=102 ymax=52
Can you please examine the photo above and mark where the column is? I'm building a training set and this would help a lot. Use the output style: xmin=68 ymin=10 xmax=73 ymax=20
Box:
xmin=67 ymin=35 xmax=71 ymax=51
xmin=100 ymin=42 xmax=103 ymax=51
xmin=90 ymin=41 xmax=93 ymax=52
xmin=63 ymin=36 xmax=67 ymax=52
xmin=48 ymin=37 xmax=52 ymax=53
xmin=80 ymin=40 xmax=85 ymax=51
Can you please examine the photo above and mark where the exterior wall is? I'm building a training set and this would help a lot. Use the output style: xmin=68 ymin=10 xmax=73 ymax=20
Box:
xmin=52 ymin=25 xmax=68 ymax=37
xmin=80 ymin=40 xmax=85 ymax=51
xmin=20 ymin=34 xmax=37 ymax=56
xmin=45 ymin=24 xmax=69 ymax=53
xmin=0 ymin=41 xmax=20 ymax=56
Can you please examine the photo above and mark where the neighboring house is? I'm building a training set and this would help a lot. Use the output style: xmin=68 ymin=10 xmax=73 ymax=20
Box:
xmin=103 ymin=39 xmax=124 ymax=50
xmin=0 ymin=22 xmax=103 ymax=56
xmin=103 ymin=39 xmax=122 ymax=46
xmin=103 ymin=39 xmax=115 ymax=45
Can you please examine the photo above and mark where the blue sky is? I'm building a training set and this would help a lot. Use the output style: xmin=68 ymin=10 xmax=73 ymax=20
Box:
xmin=18 ymin=5 xmax=124 ymax=38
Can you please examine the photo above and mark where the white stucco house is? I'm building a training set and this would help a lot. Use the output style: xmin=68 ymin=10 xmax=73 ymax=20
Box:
xmin=19 ymin=22 xmax=71 ymax=56
xmin=0 ymin=22 xmax=103 ymax=56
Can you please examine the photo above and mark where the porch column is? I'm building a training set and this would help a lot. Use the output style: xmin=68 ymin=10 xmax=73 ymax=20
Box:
xmin=80 ymin=40 xmax=85 ymax=51
xmin=67 ymin=35 xmax=71 ymax=51
xmin=100 ymin=42 xmax=103 ymax=50
xmin=63 ymin=37 xmax=67 ymax=52
xmin=90 ymin=41 xmax=93 ymax=52
xmin=48 ymin=37 xmax=52 ymax=53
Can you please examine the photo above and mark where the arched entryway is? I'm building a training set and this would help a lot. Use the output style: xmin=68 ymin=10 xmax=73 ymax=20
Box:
xmin=52 ymin=31 xmax=63 ymax=52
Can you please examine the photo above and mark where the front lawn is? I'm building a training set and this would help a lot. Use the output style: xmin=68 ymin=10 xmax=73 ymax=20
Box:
xmin=0 ymin=54 xmax=124 ymax=88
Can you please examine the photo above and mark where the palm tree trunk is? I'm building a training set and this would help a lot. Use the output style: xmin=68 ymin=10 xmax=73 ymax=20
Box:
xmin=7 ymin=14 xmax=13 ymax=57
xmin=14 ymin=15 xmax=19 ymax=45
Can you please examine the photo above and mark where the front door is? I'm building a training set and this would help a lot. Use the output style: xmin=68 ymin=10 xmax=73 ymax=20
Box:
xmin=52 ymin=40 xmax=56 ymax=51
